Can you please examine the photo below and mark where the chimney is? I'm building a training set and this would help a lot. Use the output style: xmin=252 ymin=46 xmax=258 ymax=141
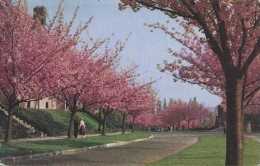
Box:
xmin=18 ymin=0 xmax=28 ymax=12
xmin=33 ymin=6 xmax=47 ymax=25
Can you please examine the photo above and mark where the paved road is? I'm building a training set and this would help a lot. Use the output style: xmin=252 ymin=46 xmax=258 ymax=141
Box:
xmin=6 ymin=133 xmax=198 ymax=166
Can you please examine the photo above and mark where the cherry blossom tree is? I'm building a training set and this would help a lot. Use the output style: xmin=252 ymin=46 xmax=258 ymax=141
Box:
xmin=161 ymin=99 xmax=211 ymax=130
xmin=119 ymin=1 xmax=260 ymax=165
xmin=126 ymin=85 xmax=157 ymax=132
xmin=52 ymin=44 xmax=121 ymax=138
xmin=92 ymin=66 xmax=140 ymax=135
xmin=51 ymin=51 xmax=93 ymax=138
xmin=135 ymin=112 xmax=161 ymax=130
xmin=0 ymin=0 xmax=82 ymax=142
xmin=186 ymin=98 xmax=211 ymax=129
xmin=118 ymin=81 xmax=156 ymax=134
xmin=161 ymin=43 xmax=260 ymax=111
xmin=161 ymin=100 xmax=186 ymax=130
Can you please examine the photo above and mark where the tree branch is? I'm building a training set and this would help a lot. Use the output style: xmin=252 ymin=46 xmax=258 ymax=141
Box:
xmin=241 ymin=39 xmax=260 ymax=74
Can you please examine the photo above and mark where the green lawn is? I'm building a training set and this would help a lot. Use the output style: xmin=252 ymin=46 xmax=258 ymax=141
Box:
xmin=0 ymin=132 xmax=149 ymax=158
xmin=148 ymin=135 xmax=260 ymax=166
xmin=14 ymin=109 xmax=98 ymax=136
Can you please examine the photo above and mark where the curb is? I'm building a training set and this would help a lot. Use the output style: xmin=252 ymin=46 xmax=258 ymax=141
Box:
xmin=0 ymin=135 xmax=154 ymax=163
xmin=0 ymin=132 xmax=129 ymax=143
xmin=173 ymin=136 xmax=199 ymax=154
xmin=245 ymin=135 xmax=260 ymax=143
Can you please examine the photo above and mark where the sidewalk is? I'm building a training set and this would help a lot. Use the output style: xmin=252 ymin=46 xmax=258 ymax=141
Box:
xmin=0 ymin=131 xmax=128 ymax=143
xmin=245 ymin=135 xmax=260 ymax=143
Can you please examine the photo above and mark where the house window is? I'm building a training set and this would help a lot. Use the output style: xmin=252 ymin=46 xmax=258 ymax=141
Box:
xmin=27 ymin=101 xmax=31 ymax=109
xmin=45 ymin=102 xmax=49 ymax=109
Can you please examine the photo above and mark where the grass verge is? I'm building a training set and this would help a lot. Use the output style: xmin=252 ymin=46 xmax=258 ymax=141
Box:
xmin=148 ymin=135 xmax=260 ymax=166
xmin=0 ymin=132 xmax=149 ymax=158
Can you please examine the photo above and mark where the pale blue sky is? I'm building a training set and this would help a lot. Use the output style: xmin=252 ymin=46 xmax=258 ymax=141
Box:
xmin=27 ymin=0 xmax=221 ymax=107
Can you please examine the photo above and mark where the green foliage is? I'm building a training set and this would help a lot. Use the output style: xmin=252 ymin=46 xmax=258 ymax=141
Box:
xmin=14 ymin=109 xmax=98 ymax=136
xmin=148 ymin=135 xmax=260 ymax=166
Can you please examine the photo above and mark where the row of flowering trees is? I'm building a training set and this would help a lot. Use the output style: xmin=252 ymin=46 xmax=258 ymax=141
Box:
xmin=0 ymin=0 xmax=157 ymax=142
xmin=132 ymin=98 xmax=214 ymax=131
xmin=160 ymin=99 xmax=214 ymax=130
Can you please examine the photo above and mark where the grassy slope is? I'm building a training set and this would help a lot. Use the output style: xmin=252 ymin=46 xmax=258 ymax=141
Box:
xmin=0 ymin=132 xmax=149 ymax=158
xmin=148 ymin=135 xmax=260 ymax=166
xmin=46 ymin=111 xmax=98 ymax=130
xmin=14 ymin=109 xmax=98 ymax=136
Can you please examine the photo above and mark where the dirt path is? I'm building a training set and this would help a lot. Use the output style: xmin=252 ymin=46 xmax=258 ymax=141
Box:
xmin=7 ymin=133 xmax=198 ymax=166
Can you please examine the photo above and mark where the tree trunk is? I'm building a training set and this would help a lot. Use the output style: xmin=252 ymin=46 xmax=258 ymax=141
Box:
xmin=101 ymin=114 xmax=107 ymax=136
xmin=98 ymin=110 xmax=102 ymax=132
xmin=74 ymin=120 xmax=79 ymax=138
xmin=131 ymin=117 xmax=136 ymax=133
xmin=4 ymin=108 xmax=14 ymax=143
xmin=68 ymin=111 xmax=76 ymax=138
xmin=225 ymin=77 xmax=244 ymax=166
xmin=121 ymin=112 xmax=127 ymax=134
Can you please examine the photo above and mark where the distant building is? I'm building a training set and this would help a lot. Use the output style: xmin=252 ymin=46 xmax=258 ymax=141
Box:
xmin=20 ymin=97 xmax=68 ymax=110
xmin=17 ymin=0 xmax=28 ymax=12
